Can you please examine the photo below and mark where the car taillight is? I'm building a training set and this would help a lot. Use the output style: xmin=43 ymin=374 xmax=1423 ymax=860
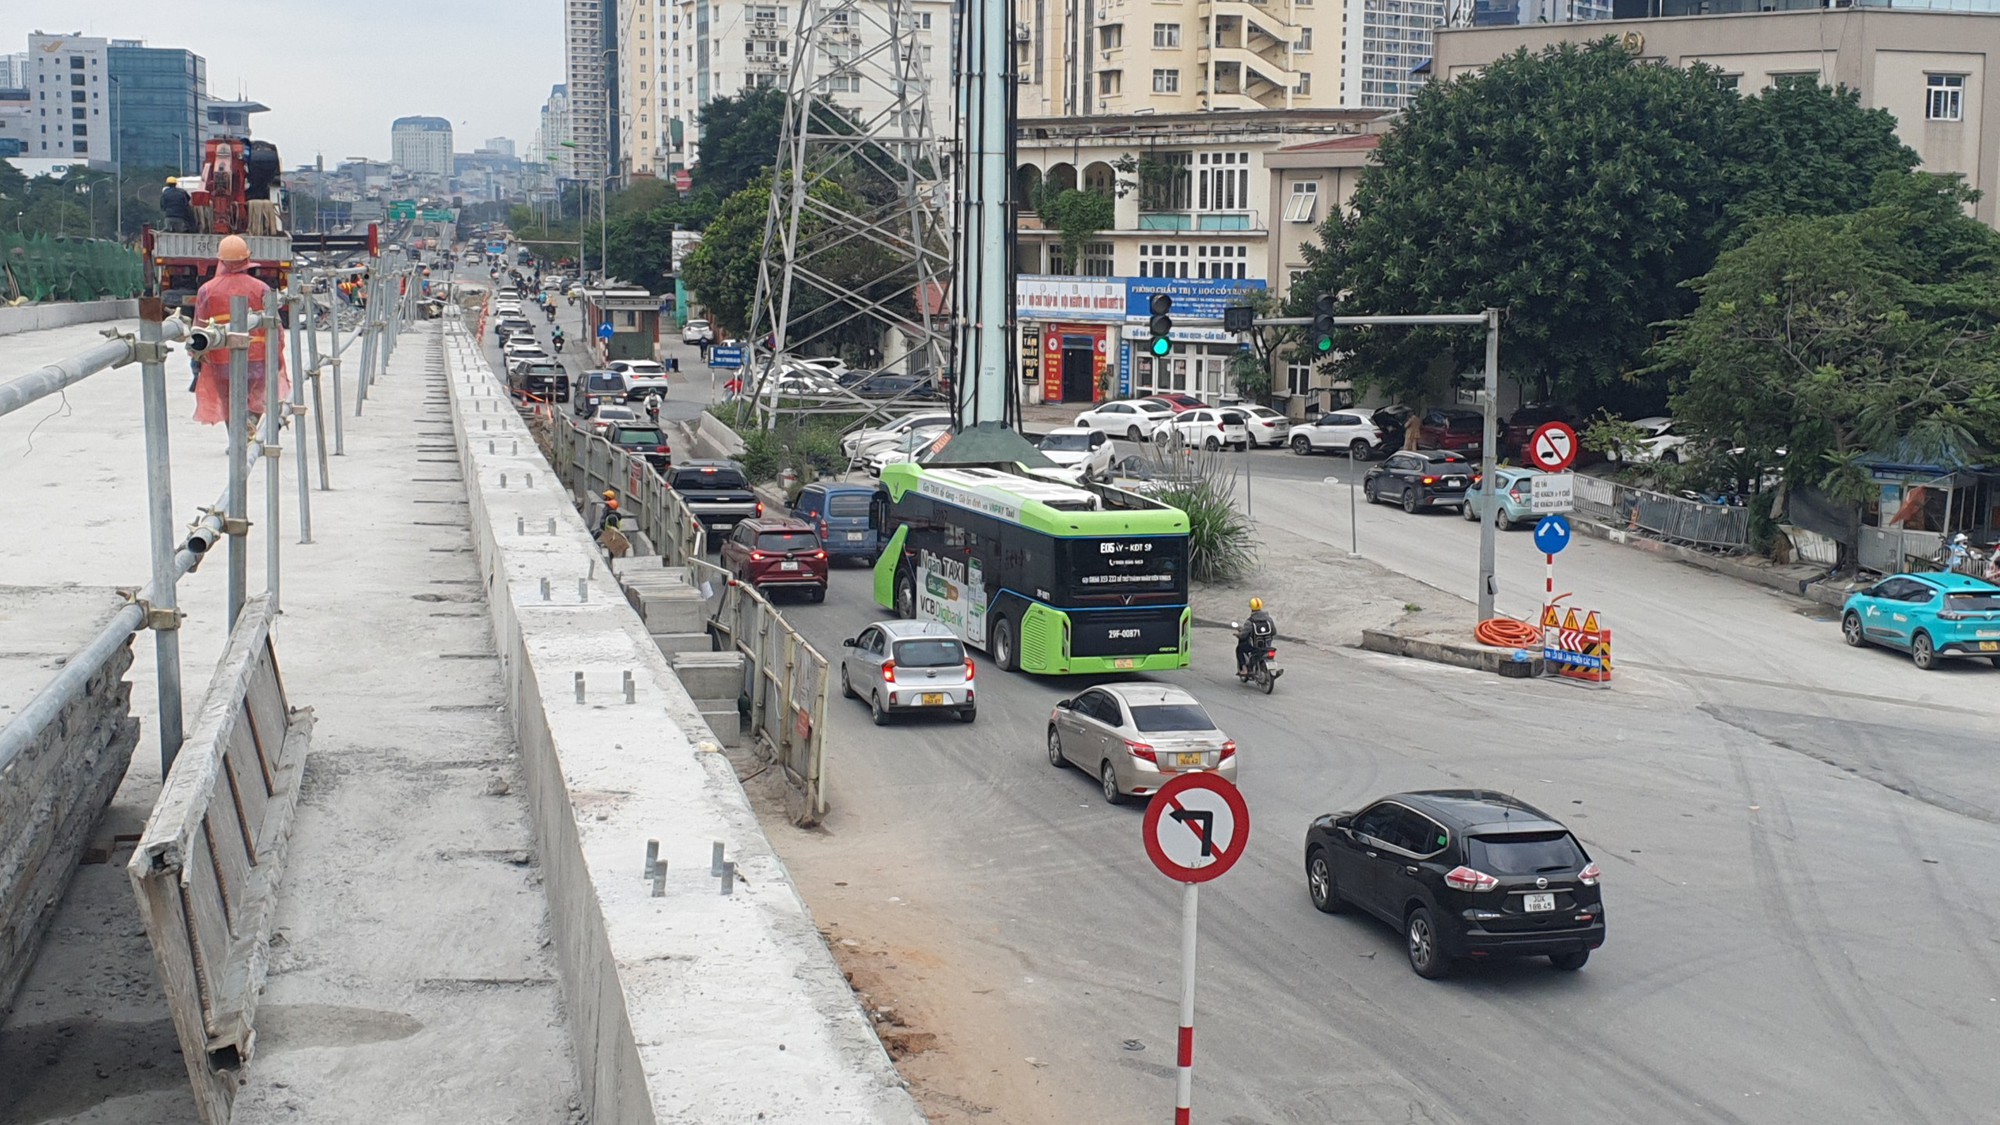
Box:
xmin=1219 ymin=740 xmax=1236 ymax=761
xmin=656 ymin=445 xmax=670 ymax=454
xmin=1443 ymin=866 xmax=1499 ymax=892
xmin=1125 ymin=740 xmax=1156 ymax=764
xmin=880 ymin=660 xmax=896 ymax=683
xmin=1509 ymin=487 xmax=1528 ymax=501
xmin=1939 ymin=610 xmax=1967 ymax=621
xmin=1422 ymin=476 xmax=1438 ymax=485
xmin=964 ymin=660 xmax=976 ymax=680
xmin=755 ymin=502 xmax=765 ymax=516
xmin=749 ymin=550 xmax=768 ymax=561
xmin=1578 ymin=862 xmax=1601 ymax=887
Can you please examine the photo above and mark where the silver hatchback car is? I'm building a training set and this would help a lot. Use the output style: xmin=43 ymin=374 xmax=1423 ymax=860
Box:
xmin=1047 ymin=683 xmax=1237 ymax=804
xmin=839 ymin=620 xmax=976 ymax=725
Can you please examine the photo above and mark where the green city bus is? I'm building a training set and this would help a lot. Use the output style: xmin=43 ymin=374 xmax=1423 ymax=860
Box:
xmin=871 ymin=461 xmax=1192 ymax=674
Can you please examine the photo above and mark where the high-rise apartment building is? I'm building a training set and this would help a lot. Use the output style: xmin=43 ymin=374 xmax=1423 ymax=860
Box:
xmin=672 ymin=0 xmax=956 ymax=165
xmin=391 ymin=115 xmax=453 ymax=180
xmin=565 ymin=0 xmax=619 ymax=185
xmin=484 ymin=136 xmax=516 ymax=158
xmin=618 ymin=0 xmax=683 ymax=180
xmin=16 ymin=33 xmax=220 ymax=170
xmin=538 ymin=84 xmax=576 ymax=180
xmin=1 ymin=52 xmax=27 ymax=88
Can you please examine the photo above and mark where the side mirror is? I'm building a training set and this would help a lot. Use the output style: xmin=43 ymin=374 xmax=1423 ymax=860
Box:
xmin=1334 ymin=814 xmax=1353 ymax=831
xmin=1054 ymin=698 xmax=1073 ymax=710
xmin=840 ymin=637 xmax=856 ymax=648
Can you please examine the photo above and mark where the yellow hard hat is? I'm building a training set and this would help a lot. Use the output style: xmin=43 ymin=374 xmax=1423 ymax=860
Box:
xmin=602 ymin=489 xmax=617 ymax=500
xmin=1249 ymin=597 xmax=1264 ymax=612
xmin=165 ymin=176 xmax=179 ymax=186
xmin=217 ymin=235 xmax=251 ymax=262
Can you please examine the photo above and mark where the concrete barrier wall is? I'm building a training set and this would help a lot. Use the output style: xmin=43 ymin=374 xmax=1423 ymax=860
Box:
xmin=0 ymin=299 xmax=139 ymax=338
xmin=697 ymin=409 xmax=748 ymax=456
xmin=439 ymin=322 xmax=924 ymax=1124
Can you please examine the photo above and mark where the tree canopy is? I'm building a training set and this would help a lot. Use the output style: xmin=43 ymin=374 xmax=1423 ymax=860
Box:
xmin=1304 ymin=39 xmax=1921 ymax=415
xmin=690 ymin=88 xmax=789 ymax=199
xmin=1657 ymin=175 xmax=2000 ymax=502
xmin=680 ymin=182 xmax=771 ymax=333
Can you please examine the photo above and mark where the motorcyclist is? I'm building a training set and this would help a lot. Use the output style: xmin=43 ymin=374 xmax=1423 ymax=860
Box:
xmin=551 ymin=325 xmax=565 ymax=351
xmin=1236 ymin=598 xmax=1277 ymax=679
xmin=643 ymin=392 xmax=663 ymax=422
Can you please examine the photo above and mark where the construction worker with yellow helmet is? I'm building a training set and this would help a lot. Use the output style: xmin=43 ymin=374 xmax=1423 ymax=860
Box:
xmin=1236 ymin=597 xmax=1276 ymax=680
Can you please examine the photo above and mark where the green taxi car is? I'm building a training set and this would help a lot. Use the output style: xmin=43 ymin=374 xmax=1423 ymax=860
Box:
xmin=1841 ymin=571 xmax=2000 ymax=670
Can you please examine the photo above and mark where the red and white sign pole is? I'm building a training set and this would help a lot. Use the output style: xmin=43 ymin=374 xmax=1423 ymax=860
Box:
xmin=1143 ymin=773 xmax=1251 ymax=1125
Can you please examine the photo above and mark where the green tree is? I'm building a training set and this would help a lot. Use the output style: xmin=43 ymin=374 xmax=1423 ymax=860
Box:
xmin=690 ymin=88 xmax=789 ymax=198
xmin=1725 ymin=77 xmax=1916 ymax=227
xmin=1657 ymin=175 xmax=2000 ymax=519
xmin=1030 ymin=183 xmax=1114 ymax=275
xmin=680 ymin=183 xmax=771 ymax=333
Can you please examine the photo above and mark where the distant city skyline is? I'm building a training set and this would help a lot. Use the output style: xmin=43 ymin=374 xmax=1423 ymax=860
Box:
xmin=0 ymin=3 xmax=559 ymax=166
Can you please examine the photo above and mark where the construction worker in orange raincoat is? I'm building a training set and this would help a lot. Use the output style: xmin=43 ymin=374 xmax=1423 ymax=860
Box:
xmin=192 ymin=234 xmax=289 ymax=428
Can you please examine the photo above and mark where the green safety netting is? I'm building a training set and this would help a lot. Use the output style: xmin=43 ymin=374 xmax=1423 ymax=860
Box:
xmin=0 ymin=233 xmax=144 ymax=304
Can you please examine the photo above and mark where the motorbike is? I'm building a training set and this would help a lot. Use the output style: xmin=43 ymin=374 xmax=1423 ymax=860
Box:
xmin=1230 ymin=622 xmax=1283 ymax=694
xmin=551 ymin=336 xmax=565 ymax=354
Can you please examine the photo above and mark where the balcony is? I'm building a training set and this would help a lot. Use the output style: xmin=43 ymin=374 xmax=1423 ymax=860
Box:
xmin=1135 ymin=211 xmax=1265 ymax=232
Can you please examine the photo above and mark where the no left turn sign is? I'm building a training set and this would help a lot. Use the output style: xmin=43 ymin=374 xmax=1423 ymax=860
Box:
xmin=1143 ymin=773 xmax=1251 ymax=884
xmin=1528 ymin=421 xmax=1579 ymax=473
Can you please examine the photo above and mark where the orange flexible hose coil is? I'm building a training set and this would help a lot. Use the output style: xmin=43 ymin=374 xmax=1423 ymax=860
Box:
xmin=1474 ymin=617 xmax=1542 ymax=649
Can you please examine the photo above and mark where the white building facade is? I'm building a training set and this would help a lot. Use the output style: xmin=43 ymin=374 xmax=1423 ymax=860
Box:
xmin=618 ymin=0 xmax=684 ymax=181
xmin=22 ymin=33 xmax=111 ymax=164
xmin=566 ymin=0 xmax=614 ymax=183
xmin=390 ymin=115 xmax=452 ymax=180
xmin=537 ymin=84 xmax=576 ymax=181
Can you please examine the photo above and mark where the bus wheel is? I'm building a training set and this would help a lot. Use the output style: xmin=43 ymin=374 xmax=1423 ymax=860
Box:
xmin=894 ymin=570 xmax=916 ymax=619
xmin=991 ymin=616 xmax=1018 ymax=672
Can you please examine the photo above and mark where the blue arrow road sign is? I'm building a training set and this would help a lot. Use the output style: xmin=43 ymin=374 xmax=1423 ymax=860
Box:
xmin=1534 ymin=514 xmax=1573 ymax=555
xmin=597 ymin=321 xmax=615 ymax=340
xmin=709 ymin=346 xmax=745 ymax=369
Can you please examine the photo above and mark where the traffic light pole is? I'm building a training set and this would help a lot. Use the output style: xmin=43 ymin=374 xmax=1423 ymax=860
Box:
xmin=1215 ymin=307 xmax=1502 ymax=620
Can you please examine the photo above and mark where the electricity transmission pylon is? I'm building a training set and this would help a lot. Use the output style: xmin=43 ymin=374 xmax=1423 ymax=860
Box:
xmin=747 ymin=0 xmax=953 ymax=427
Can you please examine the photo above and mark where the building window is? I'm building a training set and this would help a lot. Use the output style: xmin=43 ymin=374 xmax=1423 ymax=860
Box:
xmin=1140 ymin=242 xmax=1191 ymax=278
xmin=70 ymin=90 xmax=84 ymax=103
xmin=1297 ymin=28 xmax=1312 ymax=50
xmin=1153 ymin=69 xmax=1180 ymax=93
xmin=1197 ymin=151 xmax=1250 ymax=211
xmin=1295 ymin=73 xmax=1311 ymax=95
xmin=70 ymin=57 xmax=84 ymax=69
xmin=1099 ymin=70 xmax=1121 ymax=95
xmin=1284 ymin=180 xmax=1318 ymax=222
xmin=1083 ymin=241 xmax=1115 ymax=276
xmin=917 ymin=11 xmax=933 ymax=28
xmin=1100 ymin=24 xmax=1123 ymax=50
xmin=1153 ymin=23 xmax=1182 ymax=47
xmin=1285 ymin=360 xmax=1313 ymax=397
xmin=72 ymin=124 xmax=87 ymax=136
xmin=1927 ymin=73 xmax=1965 ymax=122
xmin=1197 ymin=244 xmax=1248 ymax=279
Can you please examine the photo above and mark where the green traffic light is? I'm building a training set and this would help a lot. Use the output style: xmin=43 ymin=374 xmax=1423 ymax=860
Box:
xmin=1315 ymin=336 xmax=1335 ymax=353
xmin=1151 ymin=336 xmax=1172 ymax=357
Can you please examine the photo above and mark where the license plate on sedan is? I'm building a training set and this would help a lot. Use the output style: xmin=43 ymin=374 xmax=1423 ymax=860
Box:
xmin=1175 ymin=752 xmax=1205 ymax=767
xmin=1523 ymin=893 xmax=1556 ymax=913
xmin=919 ymin=692 xmax=946 ymax=706
xmin=781 ymin=561 xmax=800 ymax=571
xmin=1980 ymin=641 xmax=1999 ymax=652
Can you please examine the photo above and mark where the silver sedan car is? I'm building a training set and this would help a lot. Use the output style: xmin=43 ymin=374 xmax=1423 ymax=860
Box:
xmin=1047 ymin=683 xmax=1237 ymax=804
xmin=839 ymin=620 xmax=976 ymax=724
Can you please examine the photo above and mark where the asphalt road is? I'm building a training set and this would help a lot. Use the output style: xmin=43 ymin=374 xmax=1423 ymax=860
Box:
xmin=472 ymin=280 xmax=2000 ymax=1121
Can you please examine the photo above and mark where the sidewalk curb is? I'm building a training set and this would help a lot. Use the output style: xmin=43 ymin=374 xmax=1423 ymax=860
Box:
xmin=1359 ymin=628 xmax=1544 ymax=678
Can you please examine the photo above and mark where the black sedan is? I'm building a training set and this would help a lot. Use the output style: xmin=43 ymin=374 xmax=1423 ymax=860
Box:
xmin=607 ymin=423 xmax=673 ymax=472
xmin=1362 ymin=449 xmax=1477 ymax=514
xmin=1304 ymin=790 xmax=1605 ymax=978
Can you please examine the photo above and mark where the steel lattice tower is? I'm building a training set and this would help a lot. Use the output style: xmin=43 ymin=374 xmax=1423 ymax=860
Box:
xmin=748 ymin=0 xmax=953 ymax=426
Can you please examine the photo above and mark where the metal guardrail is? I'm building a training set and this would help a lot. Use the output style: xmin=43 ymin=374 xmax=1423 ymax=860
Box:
xmin=127 ymin=595 xmax=313 ymax=1124
xmin=1572 ymin=473 xmax=1751 ymax=550
xmin=538 ymin=405 xmax=828 ymax=820
xmin=1858 ymin=526 xmax=1944 ymax=576
xmin=687 ymin=556 xmax=830 ymax=824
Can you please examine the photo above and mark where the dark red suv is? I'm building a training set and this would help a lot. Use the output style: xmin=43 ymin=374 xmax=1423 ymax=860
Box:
xmin=720 ymin=518 xmax=829 ymax=602
xmin=1418 ymin=409 xmax=1485 ymax=453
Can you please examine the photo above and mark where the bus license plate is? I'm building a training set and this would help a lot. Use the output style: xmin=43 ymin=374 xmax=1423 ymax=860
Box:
xmin=919 ymin=693 xmax=945 ymax=706
xmin=1114 ymin=658 xmax=1136 ymax=670
xmin=1523 ymin=893 xmax=1555 ymax=913
xmin=1175 ymin=752 xmax=1204 ymax=767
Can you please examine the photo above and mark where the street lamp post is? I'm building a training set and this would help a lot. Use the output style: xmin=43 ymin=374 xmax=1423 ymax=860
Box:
xmin=109 ymin=76 xmax=123 ymax=241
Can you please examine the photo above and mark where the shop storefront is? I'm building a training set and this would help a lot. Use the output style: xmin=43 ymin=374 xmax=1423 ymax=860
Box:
xmin=1016 ymin=276 xmax=1127 ymax=405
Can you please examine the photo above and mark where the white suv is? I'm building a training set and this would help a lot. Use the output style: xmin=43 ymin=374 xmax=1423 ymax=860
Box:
xmin=1289 ymin=410 xmax=1386 ymax=459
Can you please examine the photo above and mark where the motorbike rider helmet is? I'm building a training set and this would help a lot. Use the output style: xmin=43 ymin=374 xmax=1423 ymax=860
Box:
xmin=1249 ymin=597 xmax=1263 ymax=612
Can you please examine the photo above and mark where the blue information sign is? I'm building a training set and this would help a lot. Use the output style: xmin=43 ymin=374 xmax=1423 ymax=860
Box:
xmin=597 ymin=321 xmax=615 ymax=340
xmin=1533 ymin=514 xmax=1573 ymax=555
xmin=709 ymin=346 xmax=745 ymax=369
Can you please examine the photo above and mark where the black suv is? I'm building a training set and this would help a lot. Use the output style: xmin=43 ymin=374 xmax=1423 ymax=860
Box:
xmin=1362 ymin=449 xmax=1478 ymax=514
xmin=1303 ymin=790 xmax=1605 ymax=978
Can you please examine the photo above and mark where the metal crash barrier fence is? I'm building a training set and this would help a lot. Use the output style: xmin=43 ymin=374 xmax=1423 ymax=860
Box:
xmin=1572 ymin=474 xmax=1751 ymax=550
xmin=549 ymin=416 xmax=709 ymax=564
xmin=128 ymin=595 xmax=313 ymax=1124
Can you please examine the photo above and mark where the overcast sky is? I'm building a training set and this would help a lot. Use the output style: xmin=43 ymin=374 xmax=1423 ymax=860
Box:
xmin=4 ymin=2 xmax=563 ymax=164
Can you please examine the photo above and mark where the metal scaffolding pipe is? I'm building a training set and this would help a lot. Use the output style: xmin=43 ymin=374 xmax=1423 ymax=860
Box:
xmin=0 ymin=318 xmax=190 ymax=420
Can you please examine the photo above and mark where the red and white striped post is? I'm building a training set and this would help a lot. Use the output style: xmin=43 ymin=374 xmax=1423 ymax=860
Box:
xmin=1175 ymin=880 xmax=1199 ymax=1124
